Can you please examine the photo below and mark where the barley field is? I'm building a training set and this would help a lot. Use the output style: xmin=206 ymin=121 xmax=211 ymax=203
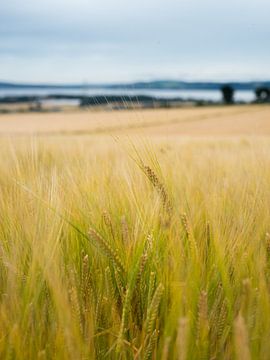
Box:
xmin=1 ymin=106 xmax=270 ymax=359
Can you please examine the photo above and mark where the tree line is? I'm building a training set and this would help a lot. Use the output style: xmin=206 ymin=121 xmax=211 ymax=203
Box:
xmin=221 ymin=85 xmax=270 ymax=104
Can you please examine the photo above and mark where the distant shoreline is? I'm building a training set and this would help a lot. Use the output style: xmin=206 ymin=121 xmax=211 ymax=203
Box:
xmin=1 ymin=81 xmax=268 ymax=114
xmin=0 ymin=94 xmax=255 ymax=115
xmin=1 ymin=79 xmax=270 ymax=91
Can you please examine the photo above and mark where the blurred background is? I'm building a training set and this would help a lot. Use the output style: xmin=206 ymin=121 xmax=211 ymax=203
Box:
xmin=1 ymin=0 xmax=270 ymax=111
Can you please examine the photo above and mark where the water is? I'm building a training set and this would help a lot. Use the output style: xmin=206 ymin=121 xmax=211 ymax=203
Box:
xmin=0 ymin=87 xmax=256 ymax=103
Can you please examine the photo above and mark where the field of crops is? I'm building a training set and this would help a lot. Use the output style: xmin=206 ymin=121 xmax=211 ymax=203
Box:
xmin=1 ymin=106 xmax=270 ymax=359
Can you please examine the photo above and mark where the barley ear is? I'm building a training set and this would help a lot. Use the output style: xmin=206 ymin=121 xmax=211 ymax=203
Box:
xmin=145 ymin=283 xmax=164 ymax=336
xmin=88 ymin=228 xmax=125 ymax=274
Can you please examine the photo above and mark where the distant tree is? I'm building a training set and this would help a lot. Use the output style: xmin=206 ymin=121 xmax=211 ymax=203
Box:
xmin=255 ymin=87 xmax=270 ymax=102
xmin=221 ymin=85 xmax=234 ymax=104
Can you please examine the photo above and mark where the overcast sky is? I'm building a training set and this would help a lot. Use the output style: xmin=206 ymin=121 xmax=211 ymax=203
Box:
xmin=0 ymin=0 xmax=269 ymax=83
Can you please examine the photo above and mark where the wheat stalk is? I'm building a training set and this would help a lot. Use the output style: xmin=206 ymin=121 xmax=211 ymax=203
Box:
xmin=176 ymin=317 xmax=189 ymax=360
xmin=234 ymin=313 xmax=251 ymax=360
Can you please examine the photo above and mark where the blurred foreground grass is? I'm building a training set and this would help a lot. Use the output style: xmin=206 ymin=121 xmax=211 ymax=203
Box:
xmin=0 ymin=136 xmax=270 ymax=359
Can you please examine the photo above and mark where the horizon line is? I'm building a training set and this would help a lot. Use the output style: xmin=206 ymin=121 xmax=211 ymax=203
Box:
xmin=1 ymin=79 xmax=270 ymax=87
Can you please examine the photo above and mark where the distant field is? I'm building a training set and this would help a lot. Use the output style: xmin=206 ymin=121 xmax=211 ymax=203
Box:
xmin=0 ymin=104 xmax=269 ymax=136
xmin=1 ymin=105 xmax=270 ymax=359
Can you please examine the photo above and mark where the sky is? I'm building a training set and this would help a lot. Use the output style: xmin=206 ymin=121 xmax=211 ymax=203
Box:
xmin=0 ymin=0 xmax=270 ymax=84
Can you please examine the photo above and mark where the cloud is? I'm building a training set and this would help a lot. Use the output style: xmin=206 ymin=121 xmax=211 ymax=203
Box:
xmin=0 ymin=0 xmax=269 ymax=82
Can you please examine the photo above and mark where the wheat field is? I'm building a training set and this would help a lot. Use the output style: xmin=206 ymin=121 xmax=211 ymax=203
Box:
xmin=0 ymin=105 xmax=270 ymax=136
xmin=1 ymin=106 xmax=270 ymax=359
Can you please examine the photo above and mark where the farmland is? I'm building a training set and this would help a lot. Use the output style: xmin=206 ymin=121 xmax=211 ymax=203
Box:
xmin=0 ymin=105 xmax=270 ymax=359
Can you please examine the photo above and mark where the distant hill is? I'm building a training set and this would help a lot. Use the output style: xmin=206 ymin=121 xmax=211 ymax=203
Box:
xmin=109 ymin=81 xmax=270 ymax=91
xmin=1 ymin=80 xmax=270 ymax=91
xmin=0 ymin=82 xmax=91 ymax=90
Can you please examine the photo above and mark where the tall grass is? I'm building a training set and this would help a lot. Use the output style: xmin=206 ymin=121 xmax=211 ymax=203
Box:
xmin=0 ymin=136 xmax=270 ymax=359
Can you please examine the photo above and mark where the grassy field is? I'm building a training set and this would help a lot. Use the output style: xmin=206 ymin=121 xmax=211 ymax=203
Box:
xmin=0 ymin=105 xmax=270 ymax=359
